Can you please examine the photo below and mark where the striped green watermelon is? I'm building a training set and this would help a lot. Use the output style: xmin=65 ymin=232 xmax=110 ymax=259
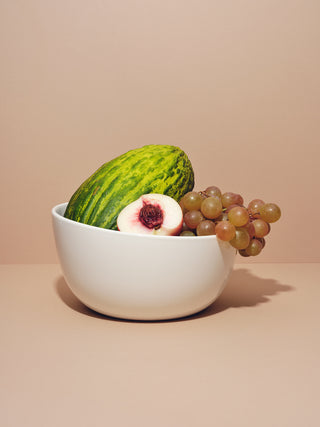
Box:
xmin=64 ymin=144 xmax=194 ymax=230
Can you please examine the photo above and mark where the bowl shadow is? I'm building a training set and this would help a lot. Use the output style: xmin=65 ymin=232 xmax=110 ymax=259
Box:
xmin=54 ymin=268 xmax=294 ymax=323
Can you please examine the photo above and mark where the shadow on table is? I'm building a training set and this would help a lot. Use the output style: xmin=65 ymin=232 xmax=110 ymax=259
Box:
xmin=55 ymin=276 xmax=107 ymax=320
xmin=193 ymin=267 xmax=293 ymax=320
xmin=54 ymin=268 xmax=294 ymax=322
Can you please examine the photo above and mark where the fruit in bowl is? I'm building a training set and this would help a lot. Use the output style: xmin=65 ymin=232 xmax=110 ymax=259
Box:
xmin=52 ymin=144 xmax=281 ymax=320
xmin=63 ymin=144 xmax=194 ymax=230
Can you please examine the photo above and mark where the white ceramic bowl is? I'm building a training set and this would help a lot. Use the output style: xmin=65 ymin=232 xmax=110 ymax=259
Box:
xmin=52 ymin=203 xmax=236 ymax=320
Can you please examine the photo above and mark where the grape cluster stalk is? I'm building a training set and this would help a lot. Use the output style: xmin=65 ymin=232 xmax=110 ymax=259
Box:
xmin=179 ymin=186 xmax=281 ymax=257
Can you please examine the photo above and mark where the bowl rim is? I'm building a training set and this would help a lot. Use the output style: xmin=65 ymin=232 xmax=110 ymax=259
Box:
xmin=52 ymin=202 xmax=220 ymax=241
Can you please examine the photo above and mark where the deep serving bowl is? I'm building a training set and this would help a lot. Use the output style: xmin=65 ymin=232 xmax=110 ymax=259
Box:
xmin=52 ymin=203 xmax=236 ymax=320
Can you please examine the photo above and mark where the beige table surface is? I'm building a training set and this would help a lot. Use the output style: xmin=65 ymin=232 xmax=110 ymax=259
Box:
xmin=1 ymin=263 xmax=319 ymax=427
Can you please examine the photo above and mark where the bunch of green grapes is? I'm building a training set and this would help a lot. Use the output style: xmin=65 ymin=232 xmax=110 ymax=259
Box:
xmin=179 ymin=186 xmax=281 ymax=257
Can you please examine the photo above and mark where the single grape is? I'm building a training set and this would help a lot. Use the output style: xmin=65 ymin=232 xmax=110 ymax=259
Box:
xmin=239 ymin=249 xmax=250 ymax=257
xmin=225 ymin=203 xmax=244 ymax=213
xmin=252 ymin=219 xmax=270 ymax=238
xmin=229 ymin=228 xmax=250 ymax=250
xmin=228 ymin=206 xmax=250 ymax=227
xmin=256 ymin=237 xmax=266 ymax=248
xmin=247 ymin=199 xmax=265 ymax=218
xmin=184 ymin=210 xmax=204 ymax=229
xmin=242 ymin=221 xmax=255 ymax=239
xmin=215 ymin=220 xmax=236 ymax=241
xmin=259 ymin=203 xmax=281 ymax=223
xmin=196 ymin=220 xmax=216 ymax=236
xmin=221 ymin=192 xmax=234 ymax=208
xmin=180 ymin=230 xmax=196 ymax=236
xmin=181 ymin=191 xmax=203 ymax=211
xmin=181 ymin=220 xmax=190 ymax=232
xmin=205 ymin=186 xmax=221 ymax=198
xmin=245 ymin=238 xmax=263 ymax=256
xmin=200 ymin=197 xmax=222 ymax=219
xmin=221 ymin=192 xmax=244 ymax=208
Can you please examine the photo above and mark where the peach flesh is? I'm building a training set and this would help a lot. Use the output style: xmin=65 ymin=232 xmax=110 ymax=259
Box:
xmin=117 ymin=194 xmax=183 ymax=236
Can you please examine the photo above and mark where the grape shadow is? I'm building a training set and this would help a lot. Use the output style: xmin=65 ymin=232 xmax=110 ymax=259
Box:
xmin=193 ymin=267 xmax=294 ymax=319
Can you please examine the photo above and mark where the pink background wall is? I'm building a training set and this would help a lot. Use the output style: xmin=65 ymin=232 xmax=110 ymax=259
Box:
xmin=1 ymin=0 xmax=319 ymax=263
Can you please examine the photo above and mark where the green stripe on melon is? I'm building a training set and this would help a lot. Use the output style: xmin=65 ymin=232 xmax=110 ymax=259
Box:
xmin=64 ymin=145 xmax=194 ymax=230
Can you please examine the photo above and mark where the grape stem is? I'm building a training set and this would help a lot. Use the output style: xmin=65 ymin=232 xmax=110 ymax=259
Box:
xmin=199 ymin=191 xmax=209 ymax=199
